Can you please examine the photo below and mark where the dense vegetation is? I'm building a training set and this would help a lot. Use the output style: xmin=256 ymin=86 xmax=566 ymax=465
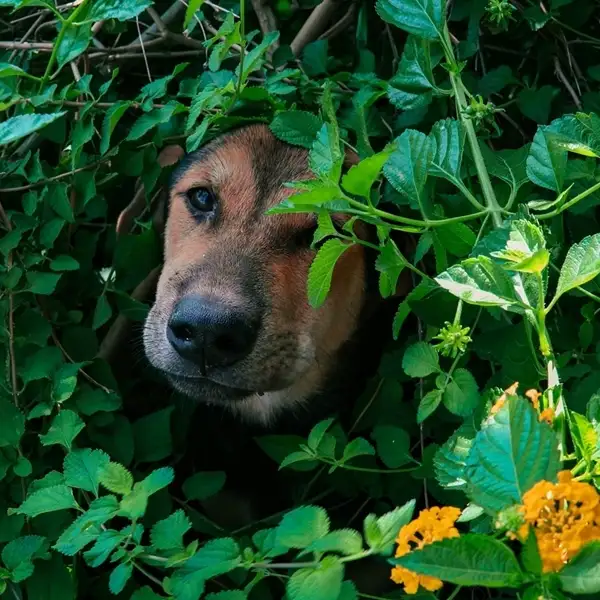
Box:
xmin=2 ymin=0 xmax=600 ymax=599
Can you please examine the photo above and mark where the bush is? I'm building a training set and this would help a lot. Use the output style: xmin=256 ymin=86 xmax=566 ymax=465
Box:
xmin=2 ymin=0 xmax=600 ymax=599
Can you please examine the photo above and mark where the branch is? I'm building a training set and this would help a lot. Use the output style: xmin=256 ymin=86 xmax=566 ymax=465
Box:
xmin=290 ymin=0 xmax=345 ymax=56
xmin=554 ymin=56 xmax=582 ymax=109
xmin=250 ymin=0 xmax=279 ymax=50
xmin=127 ymin=2 xmax=186 ymax=46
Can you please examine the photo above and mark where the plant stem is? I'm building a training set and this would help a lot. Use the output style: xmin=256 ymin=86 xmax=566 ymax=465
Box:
xmin=537 ymin=179 xmax=600 ymax=219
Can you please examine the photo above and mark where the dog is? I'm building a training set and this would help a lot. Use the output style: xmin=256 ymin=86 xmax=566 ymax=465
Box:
xmin=143 ymin=123 xmax=409 ymax=427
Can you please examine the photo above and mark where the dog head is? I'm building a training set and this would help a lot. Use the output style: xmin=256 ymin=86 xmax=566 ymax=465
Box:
xmin=144 ymin=124 xmax=398 ymax=424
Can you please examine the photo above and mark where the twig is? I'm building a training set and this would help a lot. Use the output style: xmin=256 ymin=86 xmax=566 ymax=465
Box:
xmin=0 ymin=158 xmax=111 ymax=193
xmin=9 ymin=11 xmax=47 ymax=61
xmin=250 ymin=0 xmax=279 ymax=53
xmin=136 ymin=16 xmax=153 ymax=82
xmin=0 ymin=40 xmax=53 ymax=50
xmin=96 ymin=49 xmax=204 ymax=60
xmin=128 ymin=2 xmax=186 ymax=46
xmin=318 ymin=3 xmax=357 ymax=41
xmin=0 ymin=201 xmax=18 ymax=407
xmin=290 ymin=0 xmax=344 ymax=56
xmin=554 ymin=56 xmax=582 ymax=109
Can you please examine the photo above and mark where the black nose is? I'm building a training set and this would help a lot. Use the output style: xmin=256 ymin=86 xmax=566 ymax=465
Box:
xmin=167 ymin=295 xmax=259 ymax=370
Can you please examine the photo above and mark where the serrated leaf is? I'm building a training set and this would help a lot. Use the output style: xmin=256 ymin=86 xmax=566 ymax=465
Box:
xmin=300 ymin=529 xmax=363 ymax=557
xmin=182 ymin=471 xmax=226 ymax=501
xmin=370 ymin=500 xmax=416 ymax=553
xmin=309 ymin=122 xmax=343 ymax=182
xmin=89 ymin=0 xmax=152 ymax=21
xmin=558 ymin=541 xmax=600 ymax=594
xmin=429 ymin=118 xmax=465 ymax=181
xmin=2 ymin=535 xmax=46 ymax=582
xmin=308 ymin=239 xmax=351 ymax=308
xmin=99 ymin=462 xmax=133 ymax=495
xmin=287 ymin=556 xmax=344 ymax=600
xmin=151 ymin=510 xmax=191 ymax=551
xmin=417 ymin=389 xmax=443 ymax=423
xmin=376 ymin=0 xmax=444 ymax=40
xmin=13 ymin=485 xmax=78 ymax=518
xmin=402 ymin=342 xmax=439 ymax=378
xmin=63 ymin=448 xmax=109 ymax=497
xmin=270 ymin=110 xmax=322 ymax=148
xmin=83 ymin=529 xmax=126 ymax=567
xmin=39 ymin=410 xmax=85 ymax=451
xmin=567 ymin=411 xmax=597 ymax=465
xmin=341 ymin=148 xmax=394 ymax=198
xmin=0 ymin=112 xmax=66 ymax=145
xmin=376 ymin=239 xmax=405 ymax=298
xmin=126 ymin=104 xmax=179 ymax=141
xmin=372 ymin=426 xmax=410 ymax=468
xmin=342 ymin=438 xmax=376 ymax=463
xmin=100 ymin=101 xmax=130 ymax=154
xmin=391 ymin=534 xmax=524 ymax=587
xmin=308 ymin=418 xmax=335 ymax=451
xmin=465 ymin=395 xmax=560 ymax=512
xmin=184 ymin=0 xmax=205 ymax=30
xmin=139 ymin=467 xmax=175 ymax=495
xmin=276 ymin=506 xmax=330 ymax=549
xmin=57 ymin=24 xmax=91 ymax=69
xmin=443 ymin=368 xmax=479 ymax=417
xmin=384 ymin=129 xmax=433 ymax=214
xmin=526 ymin=126 xmax=567 ymax=191
xmin=434 ymin=423 xmax=476 ymax=490
xmin=435 ymin=256 xmax=528 ymax=312
xmin=553 ymin=234 xmax=600 ymax=303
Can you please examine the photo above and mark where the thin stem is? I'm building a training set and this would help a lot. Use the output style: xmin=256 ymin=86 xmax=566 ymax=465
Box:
xmin=318 ymin=457 xmax=419 ymax=474
xmin=537 ymin=180 xmax=600 ymax=220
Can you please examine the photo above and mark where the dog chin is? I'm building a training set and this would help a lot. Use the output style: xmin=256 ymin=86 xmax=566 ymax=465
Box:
xmin=166 ymin=374 xmax=254 ymax=404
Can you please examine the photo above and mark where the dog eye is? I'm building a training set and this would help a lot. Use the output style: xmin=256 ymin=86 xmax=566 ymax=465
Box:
xmin=186 ymin=187 xmax=216 ymax=214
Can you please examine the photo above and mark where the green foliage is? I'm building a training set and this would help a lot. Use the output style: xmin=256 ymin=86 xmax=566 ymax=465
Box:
xmin=3 ymin=0 xmax=600 ymax=598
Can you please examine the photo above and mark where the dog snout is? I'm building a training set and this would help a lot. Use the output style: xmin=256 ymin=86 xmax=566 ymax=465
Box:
xmin=167 ymin=295 xmax=260 ymax=369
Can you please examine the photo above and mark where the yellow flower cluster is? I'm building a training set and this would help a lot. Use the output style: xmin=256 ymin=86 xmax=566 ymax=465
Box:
xmin=518 ymin=471 xmax=600 ymax=572
xmin=490 ymin=382 xmax=555 ymax=424
xmin=390 ymin=506 xmax=461 ymax=594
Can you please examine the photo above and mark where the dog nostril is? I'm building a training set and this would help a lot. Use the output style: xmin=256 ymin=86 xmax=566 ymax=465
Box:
xmin=214 ymin=333 xmax=245 ymax=355
xmin=171 ymin=324 xmax=195 ymax=342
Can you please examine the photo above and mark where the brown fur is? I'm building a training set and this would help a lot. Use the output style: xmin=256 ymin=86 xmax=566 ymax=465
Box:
xmin=144 ymin=124 xmax=395 ymax=424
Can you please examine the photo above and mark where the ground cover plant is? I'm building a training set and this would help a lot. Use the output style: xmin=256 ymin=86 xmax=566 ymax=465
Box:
xmin=3 ymin=0 xmax=600 ymax=599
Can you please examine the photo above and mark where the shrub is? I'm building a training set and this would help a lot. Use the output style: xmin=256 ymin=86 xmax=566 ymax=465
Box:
xmin=2 ymin=0 xmax=600 ymax=599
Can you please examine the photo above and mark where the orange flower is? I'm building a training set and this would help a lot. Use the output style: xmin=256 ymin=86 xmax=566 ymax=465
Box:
xmin=525 ymin=388 xmax=541 ymax=410
xmin=491 ymin=382 xmax=519 ymax=415
xmin=539 ymin=407 xmax=555 ymax=424
xmin=391 ymin=506 xmax=461 ymax=594
xmin=519 ymin=471 xmax=600 ymax=572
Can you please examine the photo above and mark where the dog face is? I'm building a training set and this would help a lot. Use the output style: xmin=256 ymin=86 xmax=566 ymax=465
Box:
xmin=144 ymin=124 xmax=370 ymax=424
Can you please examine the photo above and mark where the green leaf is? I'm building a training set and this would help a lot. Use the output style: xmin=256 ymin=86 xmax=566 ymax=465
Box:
xmin=182 ymin=471 xmax=226 ymax=501
xmin=558 ymin=541 xmax=600 ymax=594
xmin=25 ymin=555 xmax=75 ymax=600
xmin=553 ymin=234 xmax=600 ymax=303
xmin=391 ymin=534 xmax=524 ymax=587
xmin=2 ymin=535 xmax=46 ymax=582
xmin=100 ymin=101 xmax=130 ymax=154
xmin=119 ymin=485 xmax=149 ymax=520
xmin=50 ymin=255 xmax=79 ymax=271
xmin=98 ymin=462 xmax=133 ymax=495
xmin=256 ymin=435 xmax=318 ymax=472
xmin=309 ymin=123 xmax=343 ymax=182
xmin=308 ymin=418 xmax=335 ymax=452
xmin=342 ymin=438 xmax=376 ymax=463
xmin=465 ymin=395 xmax=560 ymax=513
xmin=443 ymin=368 xmax=479 ymax=417
xmin=276 ymin=506 xmax=330 ymax=549
xmin=126 ymin=103 xmax=179 ymax=141
xmin=139 ymin=466 xmax=174 ymax=496
xmin=387 ymin=36 xmax=440 ymax=111
xmin=13 ymin=457 xmax=32 ymax=478
xmin=0 ymin=63 xmax=33 ymax=78
xmin=270 ymin=110 xmax=322 ymax=149
xmin=372 ymin=426 xmax=411 ymax=468
xmin=417 ymin=389 xmax=443 ymax=423
xmin=184 ymin=0 xmax=205 ymax=29
xmin=287 ymin=556 xmax=344 ymax=600
xmin=375 ymin=239 xmax=405 ymax=298
xmin=0 ymin=400 xmax=25 ymax=447
xmin=429 ymin=118 xmax=465 ymax=181
xmin=51 ymin=363 xmax=79 ymax=403
xmin=364 ymin=500 xmax=415 ymax=553
xmin=402 ymin=342 xmax=440 ymax=378
xmin=56 ymin=24 xmax=92 ymax=69
xmin=376 ymin=0 xmax=444 ymax=39
xmin=0 ymin=112 xmax=65 ymax=146
xmin=435 ymin=223 xmax=476 ymax=258
xmin=280 ymin=451 xmax=317 ymax=470
xmin=109 ymin=562 xmax=132 ymax=595
xmin=47 ymin=182 xmax=73 ymax=222
xmin=435 ymin=256 xmax=528 ymax=312
xmin=89 ymin=0 xmax=152 ymax=21
xmin=39 ymin=410 xmax=85 ymax=451
xmin=13 ymin=485 xmax=78 ymax=518
xmin=133 ymin=406 xmax=174 ymax=463
xmin=26 ymin=271 xmax=62 ymax=295
xmin=300 ymin=530 xmax=363 ymax=556
xmin=517 ymin=86 xmax=558 ymax=124
xmin=434 ymin=423 xmax=476 ymax=490
xmin=151 ymin=510 xmax=191 ymax=551
xmin=63 ymin=448 xmax=110 ymax=496
xmin=526 ymin=126 xmax=567 ymax=191
xmin=341 ymin=148 xmax=394 ymax=198
xmin=84 ymin=530 xmax=126 ymax=567
xmin=92 ymin=294 xmax=112 ymax=330
xmin=307 ymin=239 xmax=351 ymax=308
xmin=568 ymin=411 xmax=598 ymax=464
xmin=384 ymin=129 xmax=433 ymax=214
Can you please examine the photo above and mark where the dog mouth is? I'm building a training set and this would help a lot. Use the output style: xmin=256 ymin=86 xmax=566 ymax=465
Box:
xmin=158 ymin=369 xmax=260 ymax=402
